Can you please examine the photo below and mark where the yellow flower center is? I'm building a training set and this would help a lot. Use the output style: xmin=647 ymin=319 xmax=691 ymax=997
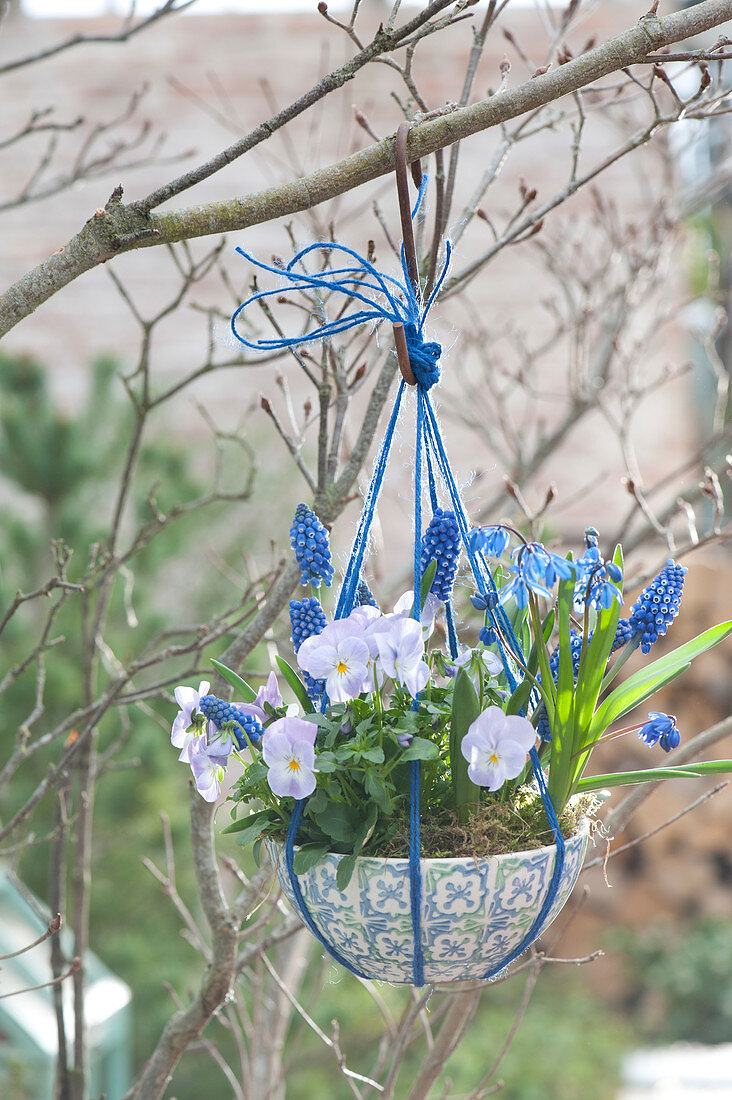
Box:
xmin=337 ymin=660 xmax=348 ymax=674
xmin=288 ymin=759 xmax=300 ymax=771
xmin=489 ymin=752 xmax=498 ymax=764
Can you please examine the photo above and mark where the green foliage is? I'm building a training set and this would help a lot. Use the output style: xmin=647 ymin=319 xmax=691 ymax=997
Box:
xmin=283 ymin=967 xmax=633 ymax=1100
xmin=615 ymin=918 xmax=732 ymax=1044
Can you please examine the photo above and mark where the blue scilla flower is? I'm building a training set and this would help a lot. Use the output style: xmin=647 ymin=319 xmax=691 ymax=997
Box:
xmin=628 ymin=559 xmax=687 ymax=655
xmin=289 ymin=597 xmax=327 ymax=700
xmin=478 ymin=625 xmax=497 ymax=646
xmin=356 ymin=580 xmax=379 ymax=609
xmin=638 ymin=712 xmax=680 ymax=752
xmin=574 ymin=546 xmax=623 ymax=610
xmin=421 ymin=508 xmax=461 ymax=600
xmin=199 ymin=696 xmax=263 ymax=748
xmin=290 ymin=503 xmax=334 ymax=588
xmin=470 ymin=524 xmax=510 ymax=559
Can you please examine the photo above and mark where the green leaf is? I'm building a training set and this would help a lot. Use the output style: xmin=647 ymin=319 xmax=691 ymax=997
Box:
xmin=292 ymin=844 xmax=330 ymax=874
xmin=314 ymin=801 xmax=357 ymax=844
xmin=449 ymin=667 xmax=481 ymax=823
xmin=365 ymin=771 xmax=392 ymax=812
xmin=221 ymin=809 xmax=275 ymax=847
xmin=275 ymin=655 xmax=315 ymax=714
xmin=400 ymin=736 xmax=440 ymax=762
xmin=415 ymin=558 xmax=438 ymax=616
xmin=576 ymin=761 xmax=732 ymax=792
xmin=335 ymin=804 xmax=378 ymax=890
xmin=588 ymin=621 xmax=732 ymax=740
xmin=361 ymin=746 xmax=385 ymax=764
xmin=210 ymin=657 xmax=257 ymax=702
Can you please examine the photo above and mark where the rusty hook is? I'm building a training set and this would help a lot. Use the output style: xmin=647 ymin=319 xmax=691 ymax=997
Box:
xmin=394 ymin=122 xmax=422 ymax=387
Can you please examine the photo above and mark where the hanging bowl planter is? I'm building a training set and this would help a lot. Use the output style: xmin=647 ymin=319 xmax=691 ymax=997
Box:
xmin=266 ymin=818 xmax=591 ymax=984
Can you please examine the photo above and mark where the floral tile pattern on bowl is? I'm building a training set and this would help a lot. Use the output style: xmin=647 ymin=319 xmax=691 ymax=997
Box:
xmin=267 ymin=823 xmax=590 ymax=984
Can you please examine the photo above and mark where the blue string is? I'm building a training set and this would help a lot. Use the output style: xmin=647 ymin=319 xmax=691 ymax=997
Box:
xmin=284 ymin=800 xmax=370 ymax=979
xmin=481 ymin=747 xmax=566 ymax=980
xmin=336 ymin=382 xmax=406 ymax=620
xmin=231 ymin=238 xmax=451 ymax=392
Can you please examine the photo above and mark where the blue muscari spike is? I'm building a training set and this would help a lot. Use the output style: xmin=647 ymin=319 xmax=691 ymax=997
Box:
xmin=356 ymin=581 xmax=379 ymax=609
xmin=421 ymin=508 xmax=461 ymax=601
xmin=290 ymin=504 xmax=334 ymax=587
xmin=199 ymin=696 xmax=263 ymax=748
xmin=628 ymin=559 xmax=687 ymax=654
xmin=289 ymin=596 xmax=327 ymax=701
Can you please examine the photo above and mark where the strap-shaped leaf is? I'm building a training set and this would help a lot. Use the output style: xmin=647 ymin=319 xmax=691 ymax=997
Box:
xmin=210 ymin=657 xmax=258 ymax=702
xmin=577 ymin=760 xmax=732 ymax=791
xmin=588 ymin=620 xmax=732 ymax=740
xmin=450 ymin=666 xmax=481 ymax=823
xmin=275 ymin=655 xmax=315 ymax=714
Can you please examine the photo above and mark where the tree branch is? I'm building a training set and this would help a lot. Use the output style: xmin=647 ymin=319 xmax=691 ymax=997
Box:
xmin=3 ymin=0 xmax=731 ymax=338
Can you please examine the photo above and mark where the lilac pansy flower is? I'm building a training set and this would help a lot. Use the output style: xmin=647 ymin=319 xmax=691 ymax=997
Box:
xmin=261 ymin=716 xmax=318 ymax=798
xmin=188 ymin=735 xmax=231 ymax=802
xmin=171 ymin=680 xmax=214 ymax=763
xmin=370 ymin=615 xmax=430 ymax=697
xmin=237 ymin=671 xmax=284 ymax=724
xmin=296 ymin=618 xmax=371 ymax=703
xmin=460 ymin=706 xmax=536 ymax=791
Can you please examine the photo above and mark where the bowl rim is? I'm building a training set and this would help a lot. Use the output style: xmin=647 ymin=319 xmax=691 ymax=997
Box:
xmin=265 ymin=816 xmax=590 ymax=869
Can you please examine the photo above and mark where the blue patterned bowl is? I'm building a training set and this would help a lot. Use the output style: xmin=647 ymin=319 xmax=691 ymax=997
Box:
xmin=266 ymin=821 xmax=590 ymax=984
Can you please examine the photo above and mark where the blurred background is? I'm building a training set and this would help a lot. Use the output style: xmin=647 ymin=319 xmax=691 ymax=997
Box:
xmin=0 ymin=1 xmax=731 ymax=1097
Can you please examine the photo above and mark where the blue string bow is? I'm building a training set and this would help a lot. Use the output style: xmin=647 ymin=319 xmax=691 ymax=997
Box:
xmin=231 ymin=179 xmax=449 ymax=392
xmin=231 ymin=188 xmax=566 ymax=987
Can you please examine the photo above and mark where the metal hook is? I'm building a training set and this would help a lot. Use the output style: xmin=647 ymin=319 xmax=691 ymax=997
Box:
xmin=394 ymin=122 xmax=422 ymax=387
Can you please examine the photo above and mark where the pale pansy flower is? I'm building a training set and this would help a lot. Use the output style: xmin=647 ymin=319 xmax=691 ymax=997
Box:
xmin=392 ymin=590 xmax=443 ymax=636
xmin=370 ymin=615 xmax=430 ymax=697
xmin=261 ymin=716 xmax=318 ymax=798
xmin=296 ymin=618 xmax=370 ymax=703
xmin=460 ymin=706 xmax=536 ymax=791
xmin=171 ymin=680 xmax=215 ymax=763
xmin=188 ymin=736 xmax=230 ymax=802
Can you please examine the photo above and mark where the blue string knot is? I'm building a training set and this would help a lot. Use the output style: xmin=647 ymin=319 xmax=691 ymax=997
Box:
xmin=404 ymin=322 xmax=441 ymax=390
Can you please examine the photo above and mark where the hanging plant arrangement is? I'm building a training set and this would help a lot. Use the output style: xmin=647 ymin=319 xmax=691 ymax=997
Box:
xmin=169 ymin=127 xmax=732 ymax=987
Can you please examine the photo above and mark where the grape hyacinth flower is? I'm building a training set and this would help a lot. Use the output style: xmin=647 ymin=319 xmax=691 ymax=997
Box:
xmin=628 ymin=560 xmax=687 ymax=654
xmin=261 ymin=716 xmax=318 ymax=798
xmin=356 ymin=580 xmax=379 ymax=609
xmin=461 ymin=707 xmax=536 ymax=791
xmin=199 ymin=695 xmax=264 ymax=747
xmin=420 ymin=508 xmax=461 ymax=600
xmin=290 ymin=503 xmax=334 ymax=588
xmin=638 ymin=712 xmax=680 ymax=752
xmin=290 ymin=596 xmax=328 ymax=700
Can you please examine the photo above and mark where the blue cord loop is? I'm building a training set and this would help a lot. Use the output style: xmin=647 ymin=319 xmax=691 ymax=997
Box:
xmin=235 ymin=188 xmax=565 ymax=986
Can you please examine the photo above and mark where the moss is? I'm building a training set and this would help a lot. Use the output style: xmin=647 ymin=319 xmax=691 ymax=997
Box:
xmin=370 ymin=791 xmax=598 ymax=859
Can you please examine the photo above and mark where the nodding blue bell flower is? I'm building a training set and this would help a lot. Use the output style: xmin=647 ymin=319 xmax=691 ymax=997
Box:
xmin=289 ymin=503 xmax=334 ymax=588
xmin=638 ymin=712 xmax=680 ymax=752
xmin=420 ymin=508 xmax=461 ymax=601
xmin=628 ymin=559 xmax=687 ymax=654
xmin=199 ymin=696 xmax=264 ymax=748
xmin=469 ymin=524 xmax=510 ymax=560
xmin=470 ymin=591 xmax=498 ymax=612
